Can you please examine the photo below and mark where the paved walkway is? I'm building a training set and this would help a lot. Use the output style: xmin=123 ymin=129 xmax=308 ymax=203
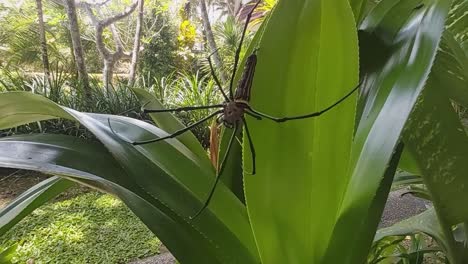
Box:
xmin=380 ymin=189 xmax=431 ymax=228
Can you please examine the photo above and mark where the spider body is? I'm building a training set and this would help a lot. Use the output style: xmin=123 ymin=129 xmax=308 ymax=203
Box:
xmin=221 ymin=52 xmax=258 ymax=128
xmin=222 ymin=101 xmax=246 ymax=128
xmin=234 ymin=53 xmax=257 ymax=102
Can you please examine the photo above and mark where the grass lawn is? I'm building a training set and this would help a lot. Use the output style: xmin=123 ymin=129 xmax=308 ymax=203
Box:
xmin=0 ymin=191 xmax=160 ymax=263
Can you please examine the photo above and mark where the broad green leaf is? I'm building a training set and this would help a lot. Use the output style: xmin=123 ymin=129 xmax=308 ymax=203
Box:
xmin=399 ymin=148 xmax=422 ymax=175
xmin=349 ymin=0 xmax=368 ymax=23
xmin=375 ymin=208 xmax=448 ymax=252
xmin=404 ymin=77 xmax=468 ymax=225
xmin=217 ymin=127 xmax=244 ymax=202
xmin=0 ymin=135 xmax=218 ymax=263
xmin=368 ymin=236 xmax=406 ymax=264
xmin=0 ymin=134 xmax=253 ymax=263
xmin=433 ymin=0 xmax=468 ymax=108
xmin=131 ymin=87 xmax=213 ymax=169
xmin=244 ymin=0 xmax=359 ymax=262
xmin=392 ymin=172 xmax=423 ymax=189
xmin=403 ymin=185 xmax=432 ymax=201
xmin=0 ymin=92 xmax=73 ymax=128
xmin=0 ymin=176 xmax=74 ymax=237
xmin=432 ymin=31 xmax=468 ymax=108
xmin=0 ymin=93 xmax=260 ymax=263
xmin=323 ymin=0 xmax=452 ymax=263
xmin=0 ymin=244 xmax=17 ymax=264
xmin=445 ymin=0 xmax=467 ymax=49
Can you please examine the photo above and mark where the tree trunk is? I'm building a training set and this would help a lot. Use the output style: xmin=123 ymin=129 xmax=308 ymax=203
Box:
xmin=199 ymin=0 xmax=226 ymax=83
xmin=128 ymin=0 xmax=144 ymax=87
xmin=103 ymin=58 xmax=114 ymax=92
xmin=64 ymin=0 xmax=91 ymax=99
xmin=35 ymin=0 xmax=54 ymax=99
xmin=66 ymin=29 xmax=77 ymax=74
xmin=82 ymin=1 xmax=137 ymax=92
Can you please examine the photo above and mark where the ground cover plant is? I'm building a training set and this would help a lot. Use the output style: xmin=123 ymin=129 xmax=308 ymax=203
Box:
xmin=0 ymin=191 xmax=160 ymax=263
xmin=0 ymin=0 xmax=467 ymax=263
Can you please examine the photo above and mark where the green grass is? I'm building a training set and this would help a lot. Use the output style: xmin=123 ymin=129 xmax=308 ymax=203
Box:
xmin=0 ymin=192 xmax=160 ymax=264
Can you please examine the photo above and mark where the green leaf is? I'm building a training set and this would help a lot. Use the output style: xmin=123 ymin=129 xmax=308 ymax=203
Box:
xmin=399 ymin=33 xmax=468 ymax=260
xmin=323 ymin=0 xmax=452 ymax=263
xmin=0 ymin=134 xmax=242 ymax=263
xmin=432 ymin=30 xmax=468 ymax=108
xmin=131 ymin=88 xmax=213 ymax=169
xmin=392 ymin=172 xmax=423 ymax=188
xmin=0 ymin=244 xmax=17 ymax=264
xmin=244 ymin=0 xmax=359 ymax=262
xmin=0 ymin=176 xmax=74 ymax=237
xmin=0 ymin=92 xmax=73 ymax=129
xmin=399 ymin=149 xmax=422 ymax=175
xmin=349 ymin=0 xmax=368 ymax=23
xmin=375 ymin=208 xmax=447 ymax=251
xmin=404 ymin=76 xmax=468 ymax=225
xmin=0 ymin=90 xmax=260 ymax=264
xmin=217 ymin=127 xmax=244 ymax=202
xmin=445 ymin=0 xmax=467 ymax=50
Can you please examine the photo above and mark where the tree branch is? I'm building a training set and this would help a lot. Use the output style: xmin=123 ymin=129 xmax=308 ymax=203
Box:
xmin=101 ymin=1 xmax=138 ymax=27
xmin=80 ymin=0 xmax=138 ymax=91
xmin=128 ymin=0 xmax=144 ymax=86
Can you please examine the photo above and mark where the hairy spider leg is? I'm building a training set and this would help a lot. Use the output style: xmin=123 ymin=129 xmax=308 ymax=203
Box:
xmin=190 ymin=1 xmax=262 ymax=219
xmin=244 ymin=110 xmax=262 ymax=120
xmin=143 ymin=104 xmax=223 ymax=113
xmin=242 ymin=117 xmax=256 ymax=175
xmin=108 ymin=110 xmax=223 ymax=145
xmin=191 ymin=122 xmax=239 ymax=219
xmin=247 ymin=81 xmax=362 ymax=122
xmin=207 ymin=51 xmax=229 ymax=102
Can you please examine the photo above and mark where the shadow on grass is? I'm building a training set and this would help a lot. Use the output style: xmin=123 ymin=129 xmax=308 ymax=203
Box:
xmin=0 ymin=191 xmax=160 ymax=264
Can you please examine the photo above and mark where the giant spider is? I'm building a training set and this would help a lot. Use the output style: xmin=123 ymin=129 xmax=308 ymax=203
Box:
xmin=111 ymin=0 xmax=361 ymax=218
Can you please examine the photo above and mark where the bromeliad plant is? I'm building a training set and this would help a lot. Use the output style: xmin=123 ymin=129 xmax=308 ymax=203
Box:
xmin=0 ymin=0 xmax=466 ymax=263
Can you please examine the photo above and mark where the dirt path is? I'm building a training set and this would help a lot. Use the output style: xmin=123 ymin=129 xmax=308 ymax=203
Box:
xmin=0 ymin=169 xmax=47 ymax=208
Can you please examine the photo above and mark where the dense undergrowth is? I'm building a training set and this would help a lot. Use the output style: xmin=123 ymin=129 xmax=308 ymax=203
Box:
xmin=0 ymin=68 xmax=221 ymax=147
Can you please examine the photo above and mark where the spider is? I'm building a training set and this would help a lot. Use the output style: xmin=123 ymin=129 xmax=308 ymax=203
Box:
xmin=111 ymin=0 xmax=361 ymax=219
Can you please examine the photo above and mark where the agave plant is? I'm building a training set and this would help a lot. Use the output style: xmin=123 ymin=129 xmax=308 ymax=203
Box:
xmin=0 ymin=0 xmax=466 ymax=263
xmin=0 ymin=244 xmax=16 ymax=264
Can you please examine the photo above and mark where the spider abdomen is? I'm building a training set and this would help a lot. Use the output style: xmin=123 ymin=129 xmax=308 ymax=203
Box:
xmin=234 ymin=53 xmax=257 ymax=102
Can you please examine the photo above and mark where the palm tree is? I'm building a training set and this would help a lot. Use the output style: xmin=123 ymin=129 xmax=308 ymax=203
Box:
xmin=34 ymin=0 xmax=53 ymax=98
xmin=209 ymin=0 xmax=243 ymax=18
xmin=199 ymin=0 xmax=227 ymax=82
xmin=64 ymin=0 xmax=91 ymax=99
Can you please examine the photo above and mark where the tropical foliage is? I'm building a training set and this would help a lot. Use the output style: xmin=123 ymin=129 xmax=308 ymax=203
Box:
xmin=0 ymin=0 xmax=467 ymax=263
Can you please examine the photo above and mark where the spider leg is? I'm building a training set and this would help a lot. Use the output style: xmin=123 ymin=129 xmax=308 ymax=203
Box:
xmin=116 ymin=105 xmax=143 ymax=116
xmin=229 ymin=0 xmax=262 ymax=97
xmin=244 ymin=110 xmax=262 ymax=120
xmin=247 ymin=81 xmax=362 ymax=123
xmin=242 ymin=117 xmax=256 ymax=175
xmin=144 ymin=104 xmax=223 ymax=113
xmin=109 ymin=110 xmax=222 ymax=146
xmin=216 ymin=115 xmax=224 ymax=124
xmin=190 ymin=123 xmax=238 ymax=219
xmin=207 ymin=52 xmax=229 ymax=102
